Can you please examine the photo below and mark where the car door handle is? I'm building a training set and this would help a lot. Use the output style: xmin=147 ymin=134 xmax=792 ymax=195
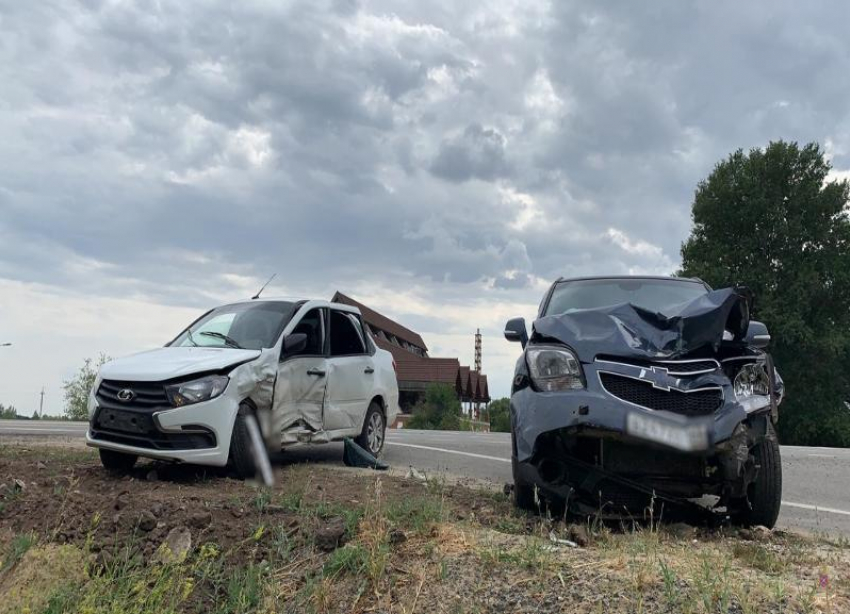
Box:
xmin=364 ymin=367 xmax=375 ymax=374
xmin=306 ymin=368 xmax=326 ymax=377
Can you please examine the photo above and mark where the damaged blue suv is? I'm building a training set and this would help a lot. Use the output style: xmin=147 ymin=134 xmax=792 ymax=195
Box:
xmin=505 ymin=276 xmax=784 ymax=527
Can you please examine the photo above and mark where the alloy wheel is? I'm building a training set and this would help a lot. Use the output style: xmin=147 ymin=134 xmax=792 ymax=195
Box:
xmin=367 ymin=411 xmax=384 ymax=454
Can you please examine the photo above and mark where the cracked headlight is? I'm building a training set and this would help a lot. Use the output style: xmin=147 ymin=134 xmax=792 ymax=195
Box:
xmin=166 ymin=375 xmax=229 ymax=407
xmin=526 ymin=345 xmax=584 ymax=391
xmin=733 ymin=363 xmax=769 ymax=400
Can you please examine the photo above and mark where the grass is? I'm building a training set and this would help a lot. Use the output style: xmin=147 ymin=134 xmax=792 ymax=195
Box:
xmin=0 ymin=446 xmax=848 ymax=613
xmin=323 ymin=542 xmax=371 ymax=577
xmin=733 ymin=542 xmax=785 ymax=573
xmin=480 ymin=535 xmax=553 ymax=570
xmin=384 ymin=494 xmax=443 ymax=534
xmin=0 ymin=531 xmax=37 ymax=571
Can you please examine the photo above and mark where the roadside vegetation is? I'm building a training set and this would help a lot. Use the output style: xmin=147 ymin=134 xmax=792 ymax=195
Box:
xmin=680 ymin=140 xmax=850 ymax=447
xmin=484 ymin=398 xmax=511 ymax=433
xmin=407 ymin=384 xmax=469 ymax=431
xmin=0 ymin=444 xmax=847 ymax=613
xmin=62 ymin=353 xmax=111 ymax=420
xmin=407 ymin=385 xmax=510 ymax=433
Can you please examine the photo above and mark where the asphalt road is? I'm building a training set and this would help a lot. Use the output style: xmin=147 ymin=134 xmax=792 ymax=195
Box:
xmin=2 ymin=420 xmax=849 ymax=536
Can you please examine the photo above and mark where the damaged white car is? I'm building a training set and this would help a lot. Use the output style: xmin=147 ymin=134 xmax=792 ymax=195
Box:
xmin=86 ymin=298 xmax=400 ymax=477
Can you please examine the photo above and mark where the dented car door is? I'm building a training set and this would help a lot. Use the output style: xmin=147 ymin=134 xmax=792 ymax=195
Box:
xmin=271 ymin=307 xmax=329 ymax=440
xmin=323 ymin=309 xmax=374 ymax=432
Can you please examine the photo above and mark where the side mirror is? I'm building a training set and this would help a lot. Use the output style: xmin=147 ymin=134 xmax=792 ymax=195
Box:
xmin=504 ymin=317 xmax=528 ymax=348
xmin=283 ymin=332 xmax=308 ymax=355
xmin=745 ymin=321 xmax=770 ymax=349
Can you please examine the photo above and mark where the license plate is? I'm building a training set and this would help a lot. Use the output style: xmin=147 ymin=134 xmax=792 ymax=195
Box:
xmin=99 ymin=409 xmax=151 ymax=435
xmin=626 ymin=412 xmax=709 ymax=452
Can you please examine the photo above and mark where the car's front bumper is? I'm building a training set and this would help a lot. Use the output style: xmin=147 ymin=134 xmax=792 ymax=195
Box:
xmin=511 ymin=358 xmax=778 ymax=509
xmin=511 ymin=356 xmax=777 ymax=463
xmin=86 ymin=390 xmax=239 ymax=467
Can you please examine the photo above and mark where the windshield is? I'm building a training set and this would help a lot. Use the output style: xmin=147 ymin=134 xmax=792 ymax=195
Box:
xmin=544 ymin=278 xmax=708 ymax=316
xmin=171 ymin=301 xmax=297 ymax=350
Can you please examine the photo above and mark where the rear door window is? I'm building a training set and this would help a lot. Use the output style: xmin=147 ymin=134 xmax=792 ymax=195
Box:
xmin=329 ymin=310 xmax=367 ymax=356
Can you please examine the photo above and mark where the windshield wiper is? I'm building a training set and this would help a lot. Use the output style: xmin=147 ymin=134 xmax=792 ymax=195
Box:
xmin=185 ymin=328 xmax=199 ymax=347
xmin=200 ymin=331 xmax=243 ymax=349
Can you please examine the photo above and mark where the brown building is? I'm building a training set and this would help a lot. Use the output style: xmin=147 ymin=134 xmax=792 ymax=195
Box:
xmin=332 ymin=292 xmax=490 ymax=413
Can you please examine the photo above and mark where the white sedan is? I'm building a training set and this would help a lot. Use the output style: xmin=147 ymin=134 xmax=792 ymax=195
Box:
xmin=86 ymin=298 xmax=399 ymax=477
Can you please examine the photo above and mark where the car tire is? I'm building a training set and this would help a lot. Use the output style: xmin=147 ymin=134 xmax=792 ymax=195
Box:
xmin=736 ymin=424 xmax=783 ymax=528
xmin=229 ymin=407 xmax=256 ymax=480
xmin=356 ymin=402 xmax=385 ymax=456
xmin=512 ymin=455 xmax=537 ymax=511
xmin=510 ymin=431 xmax=536 ymax=511
xmin=99 ymin=448 xmax=137 ymax=473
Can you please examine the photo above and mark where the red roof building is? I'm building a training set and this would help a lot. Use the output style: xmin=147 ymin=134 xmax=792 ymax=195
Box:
xmin=332 ymin=291 xmax=490 ymax=412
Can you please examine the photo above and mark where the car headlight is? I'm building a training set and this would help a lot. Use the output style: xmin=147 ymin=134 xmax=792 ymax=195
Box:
xmin=733 ymin=363 xmax=769 ymax=400
xmin=526 ymin=345 xmax=584 ymax=391
xmin=166 ymin=375 xmax=229 ymax=407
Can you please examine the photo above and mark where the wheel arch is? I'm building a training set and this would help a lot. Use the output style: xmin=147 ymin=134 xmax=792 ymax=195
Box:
xmin=368 ymin=394 xmax=387 ymax=420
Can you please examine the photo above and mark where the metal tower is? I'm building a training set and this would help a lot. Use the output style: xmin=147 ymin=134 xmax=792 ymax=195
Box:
xmin=474 ymin=329 xmax=482 ymax=372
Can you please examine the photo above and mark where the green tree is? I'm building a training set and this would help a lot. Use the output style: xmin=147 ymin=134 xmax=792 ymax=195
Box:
xmin=0 ymin=403 xmax=17 ymax=419
xmin=408 ymin=384 xmax=463 ymax=430
xmin=63 ymin=354 xmax=111 ymax=421
xmin=680 ymin=141 xmax=850 ymax=446
xmin=486 ymin=397 xmax=511 ymax=433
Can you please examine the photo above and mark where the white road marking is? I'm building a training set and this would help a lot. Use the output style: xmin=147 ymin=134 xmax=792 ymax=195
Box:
xmin=387 ymin=441 xmax=850 ymax=518
xmin=386 ymin=442 xmax=510 ymax=464
xmin=0 ymin=427 xmax=85 ymax=434
xmin=782 ymin=502 xmax=850 ymax=517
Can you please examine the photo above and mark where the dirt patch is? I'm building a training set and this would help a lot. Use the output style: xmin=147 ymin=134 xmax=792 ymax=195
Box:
xmin=0 ymin=445 xmax=848 ymax=613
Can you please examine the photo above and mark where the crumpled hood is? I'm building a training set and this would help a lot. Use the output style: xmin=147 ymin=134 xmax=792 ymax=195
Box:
xmin=99 ymin=347 xmax=262 ymax=382
xmin=533 ymin=287 xmax=750 ymax=363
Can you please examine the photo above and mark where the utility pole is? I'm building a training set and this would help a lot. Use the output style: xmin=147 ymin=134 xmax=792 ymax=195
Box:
xmin=39 ymin=387 xmax=45 ymax=418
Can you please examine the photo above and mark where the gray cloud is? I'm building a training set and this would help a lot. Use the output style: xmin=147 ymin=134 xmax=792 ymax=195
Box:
xmin=2 ymin=0 xmax=850 ymax=405
xmin=430 ymin=124 xmax=510 ymax=182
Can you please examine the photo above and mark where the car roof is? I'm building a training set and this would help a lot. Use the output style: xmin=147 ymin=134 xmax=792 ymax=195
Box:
xmin=554 ymin=275 xmax=708 ymax=286
xmin=225 ymin=297 xmax=362 ymax=314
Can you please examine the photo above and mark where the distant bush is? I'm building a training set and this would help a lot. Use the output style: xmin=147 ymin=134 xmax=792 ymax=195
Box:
xmin=486 ymin=398 xmax=511 ymax=433
xmin=407 ymin=384 xmax=464 ymax=431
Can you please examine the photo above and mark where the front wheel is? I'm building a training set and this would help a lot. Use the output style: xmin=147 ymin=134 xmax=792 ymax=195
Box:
xmin=735 ymin=425 xmax=783 ymax=528
xmin=356 ymin=402 xmax=385 ymax=456
xmin=229 ymin=408 xmax=256 ymax=479
xmin=511 ymin=455 xmax=537 ymax=511
xmin=511 ymin=431 xmax=536 ymax=511
xmin=99 ymin=448 xmax=137 ymax=473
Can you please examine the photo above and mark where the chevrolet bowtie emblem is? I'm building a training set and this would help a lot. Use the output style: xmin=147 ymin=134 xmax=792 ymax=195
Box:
xmin=639 ymin=365 xmax=671 ymax=391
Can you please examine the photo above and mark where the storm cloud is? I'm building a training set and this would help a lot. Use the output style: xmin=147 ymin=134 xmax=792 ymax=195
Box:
xmin=1 ymin=0 xmax=849 ymax=409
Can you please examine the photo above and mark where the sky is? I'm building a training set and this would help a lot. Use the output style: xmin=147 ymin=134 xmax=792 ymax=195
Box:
xmin=1 ymin=0 xmax=850 ymax=415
